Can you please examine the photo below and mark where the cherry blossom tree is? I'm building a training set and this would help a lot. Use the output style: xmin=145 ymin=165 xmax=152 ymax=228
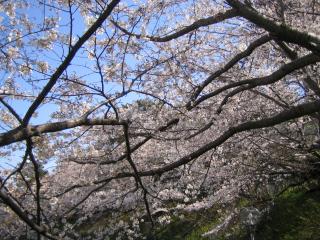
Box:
xmin=0 ymin=0 xmax=320 ymax=239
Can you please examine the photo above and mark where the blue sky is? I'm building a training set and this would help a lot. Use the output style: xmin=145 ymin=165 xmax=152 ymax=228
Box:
xmin=0 ymin=1 xmax=144 ymax=170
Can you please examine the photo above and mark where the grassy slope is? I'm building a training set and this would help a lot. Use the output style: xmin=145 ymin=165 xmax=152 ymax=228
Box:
xmin=156 ymin=187 xmax=320 ymax=240
xmin=255 ymin=187 xmax=320 ymax=240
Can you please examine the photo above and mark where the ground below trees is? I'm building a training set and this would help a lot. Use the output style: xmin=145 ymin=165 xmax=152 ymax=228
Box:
xmin=154 ymin=184 xmax=320 ymax=240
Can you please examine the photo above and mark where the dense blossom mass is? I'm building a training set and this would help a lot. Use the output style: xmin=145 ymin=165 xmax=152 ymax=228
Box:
xmin=0 ymin=0 xmax=320 ymax=239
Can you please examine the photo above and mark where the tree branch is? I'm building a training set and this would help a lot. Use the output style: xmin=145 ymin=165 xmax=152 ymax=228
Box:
xmin=187 ymin=34 xmax=272 ymax=108
xmin=70 ymin=118 xmax=179 ymax=165
xmin=95 ymin=100 xmax=320 ymax=181
xmin=0 ymin=188 xmax=59 ymax=240
xmin=111 ymin=9 xmax=238 ymax=42
xmin=226 ymin=0 xmax=320 ymax=54
xmin=0 ymin=118 xmax=127 ymax=147
xmin=123 ymin=123 xmax=154 ymax=225
xmin=22 ymin=0 xmax=121 ymax=125
xmin=147 ymin=101 xmax=320 ymax=176
xmin=192 ymin=53 xmax=320 ymax=108
xmin=275 ymin=40 xmax=320 ymax=96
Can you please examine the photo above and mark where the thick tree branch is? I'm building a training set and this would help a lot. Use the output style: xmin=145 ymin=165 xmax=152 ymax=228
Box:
xmin=111 ymin=9 xmax=238 ymax=42
xmin=227 ymin=0 xmax=320 ymax=54
xmin=192 ymin=53 xmax=320 ymax=108
xmin=275 ymin=41 xmax=320 ymax=96
xmin=92 ymin=100 xmax=320 ymax=185
xmin=0 ymin=118 xmax=127 ymax=147
xmin=187 ymin=34 xmax=272 ymax=108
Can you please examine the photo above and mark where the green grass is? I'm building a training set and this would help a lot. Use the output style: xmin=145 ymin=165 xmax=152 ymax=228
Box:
xmin=155 ymin=186 xmax=320 ymax=240
xmin=255 ymin=187 xmax=320 ymax=240
xmin=155 ymin=200 xmax=248 ymax=240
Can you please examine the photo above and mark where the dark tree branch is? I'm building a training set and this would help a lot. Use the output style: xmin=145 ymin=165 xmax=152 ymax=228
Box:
xmin=249 ymin=89 xmax=289 ymax=109
xmin=185 ymin=120 xmax=215 ymax=140
xmin=187 ymin=34 xmax=272 ymax=108
xmin=111 ymin=9 xmax=238 ymax=42
xmin=94 ymin=99 xmax=320 ymax=181
xmin=0 ymin=118 xmax=127 ymax=147
xmin=63 ymin=181 xmax=111 ymax=216
xmin=142 ymin=100 xmax=320 ymax=176
xmin=26 ymin=139 xmax=42 ymax=240
xmin=22 ymin=0 xmax=121 ymax=125
xmin=0 ymin=149 xmax=28 ymax=189
xmin=192 ymin=53 xmax=320 ymax=108
xmin=69 ymin=118 xmax=179 ymax=165
xmin=123 ymin=123 xmax=154 ymax=225
xmin=227 ymin=0 xmax=320 ymax=54
xmin=0 ymin=97 xmax=23 ymax=123
xmin=275 ymin=40 xmax=320 ymax=97
xmin=0 ymin=188 xmax=59 ymax=240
